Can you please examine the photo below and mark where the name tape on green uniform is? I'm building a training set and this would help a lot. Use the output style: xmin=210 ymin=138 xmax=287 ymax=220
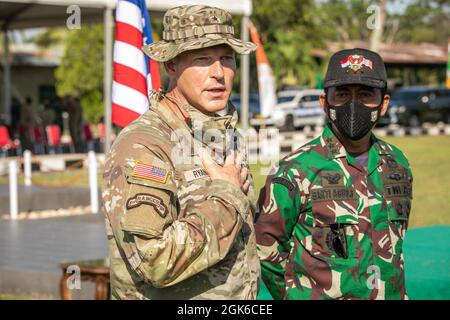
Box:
xmin=311 ymin=187 xmax=357 ymax=202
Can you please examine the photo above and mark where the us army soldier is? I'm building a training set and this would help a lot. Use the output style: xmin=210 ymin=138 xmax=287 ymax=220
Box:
xmin=102 ymin=5 xmax=260 ymax=299
xmin=255 ymin=48 xmax=413 ymax=299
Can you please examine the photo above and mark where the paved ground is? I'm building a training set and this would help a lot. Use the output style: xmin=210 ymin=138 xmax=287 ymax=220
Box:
xmin=0 ymin=214 xmax=108 ymax=299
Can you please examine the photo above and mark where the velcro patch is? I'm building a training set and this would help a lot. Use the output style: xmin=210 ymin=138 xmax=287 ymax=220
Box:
xmin=311 ymin=187 xmax=357 ymax=202
xmin=131 ymin=161 xmax=168 ymax=184
xmin=273 ymin=177 xmax=295 ymax=191
xmin=126 ymin=193 xmax=167 ymax=217
xmin=384 ymin=184 xmax=412 ymax=198
xmin=184 ymin=168 xmax=208 ymax=182
xmin=319 ymin=171 xmax=344 ymax=186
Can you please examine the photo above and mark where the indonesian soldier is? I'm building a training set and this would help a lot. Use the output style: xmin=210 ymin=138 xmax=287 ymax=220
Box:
xmin=102 ymin=5 xmax=260 ymax=299
xmin=255 ymin=48 xmax=413 ymax=300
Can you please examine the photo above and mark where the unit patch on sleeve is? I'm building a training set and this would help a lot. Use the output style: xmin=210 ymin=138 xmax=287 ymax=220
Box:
xmin=126 ymin=193 xmax=167 ymax=217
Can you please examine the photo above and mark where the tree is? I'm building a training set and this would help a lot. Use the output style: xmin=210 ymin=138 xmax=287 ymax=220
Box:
xmin=55 ymin=24 xmax=104 ymax=124
xmin=390 ymin=0 xmax=450 ymax=44
xmin=251 ymin=0 xmax=326 ymax=88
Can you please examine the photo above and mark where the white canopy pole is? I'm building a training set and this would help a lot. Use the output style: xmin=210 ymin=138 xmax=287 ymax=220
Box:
xmin=2 ymin=25 xmax=11 ymax=125
xmin=240 ymin=15 xmax=250 ymax=130
xmin=103 ymin=6 xmax=113 ymax=153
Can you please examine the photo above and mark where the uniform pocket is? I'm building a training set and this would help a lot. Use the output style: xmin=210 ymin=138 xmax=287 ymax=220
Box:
xmin=305 ymin=197 xmax=360 ymax=260
xmin=387 ymin=197 xmax=411 ymax=255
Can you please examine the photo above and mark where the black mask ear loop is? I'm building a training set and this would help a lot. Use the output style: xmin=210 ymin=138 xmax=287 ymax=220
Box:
xmin=324 ymin=88 xmax=338 ymax=122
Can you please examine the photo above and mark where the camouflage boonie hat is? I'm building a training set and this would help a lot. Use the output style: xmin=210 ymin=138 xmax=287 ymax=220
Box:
xmin=143 ymin=5 xmax=257 ymax=62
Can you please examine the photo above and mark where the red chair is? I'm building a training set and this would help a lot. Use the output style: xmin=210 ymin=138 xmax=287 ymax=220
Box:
xmin=46 ymin=125 xmax=61 ymax=146
xmin=82 ymin=124 xmax=97 ymax=152
xmin=0 ymin=125 xmax=21 ymax=156
xmin=46 ymin=125 xmax=75 ymax=154
xmin=28 ymin=126 xmax=47 ymax=154
xmin=82 ymin=124 xmax=94 ymax=141
xmin=45 ymin=125 xmax=62 ymax=154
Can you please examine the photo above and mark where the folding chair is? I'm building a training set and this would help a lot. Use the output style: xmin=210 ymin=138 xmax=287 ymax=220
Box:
xmin=29 ymin=126 xmax=47 ymax=154
xmin=82 ymin=124 xmax=97 ymax=152
xmin=46 ymin=125 xmax=63 ymax=154
xmin=0 ymin=125 xmax=21 ymax=157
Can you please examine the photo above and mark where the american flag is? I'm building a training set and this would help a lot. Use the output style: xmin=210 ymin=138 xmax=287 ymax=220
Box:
xmin=112 ymin=0 xmax=161 ymax=127
xmin=131 ymin=161 xmax=168 ymax=183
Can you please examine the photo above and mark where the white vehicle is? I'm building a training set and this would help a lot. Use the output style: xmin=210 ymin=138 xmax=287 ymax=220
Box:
xmin=250 ymin=89 xmax=325 ymax=131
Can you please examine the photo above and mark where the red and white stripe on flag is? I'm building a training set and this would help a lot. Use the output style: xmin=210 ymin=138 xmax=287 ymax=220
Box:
xmin=112 ymin=0 xmax=161 ymax=127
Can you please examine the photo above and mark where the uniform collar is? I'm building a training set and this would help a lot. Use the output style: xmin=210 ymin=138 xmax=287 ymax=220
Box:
xmin=149 ymin=89 xmax=238 ymax=133
xmin=321 ymin=123 xmax=389 ymax=174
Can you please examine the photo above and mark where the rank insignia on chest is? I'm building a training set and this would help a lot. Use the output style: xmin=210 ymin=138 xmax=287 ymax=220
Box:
xmin=131 ymin=161 xmax=168 ymax=184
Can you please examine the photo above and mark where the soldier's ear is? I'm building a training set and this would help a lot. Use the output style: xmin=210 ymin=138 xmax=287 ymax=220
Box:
xmin=164 ymin=59 xmax=178 ymax=76
xmin=380 ymin=94 xmax=390 ymax=117
xmin=319 ymin=93 xmax=328 ymax=111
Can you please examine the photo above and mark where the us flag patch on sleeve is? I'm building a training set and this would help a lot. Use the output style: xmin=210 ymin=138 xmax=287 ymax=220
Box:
xmin=131 ymin=161 xmax=168 ymax=184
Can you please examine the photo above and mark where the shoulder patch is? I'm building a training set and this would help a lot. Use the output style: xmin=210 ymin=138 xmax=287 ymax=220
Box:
xmin=273 ymin=176 xmax=295 ymax=191
xmin=126 ymin=193 xmax=167 ymax=217
xmin=131 ymin=161 xmax=168 ymax=184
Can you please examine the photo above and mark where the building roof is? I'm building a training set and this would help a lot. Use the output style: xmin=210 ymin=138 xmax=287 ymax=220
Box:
xmin=0 ymin=0 xmax=253 ymax=29
xmin=312 ymin=40 xmax=448 ymax=65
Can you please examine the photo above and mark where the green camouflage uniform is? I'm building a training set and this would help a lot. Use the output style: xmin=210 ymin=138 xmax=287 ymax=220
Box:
xmin=255 ymin=124 xmax=413 ymax=300
xmin=102 ymin=92 xmax=260 ymax=299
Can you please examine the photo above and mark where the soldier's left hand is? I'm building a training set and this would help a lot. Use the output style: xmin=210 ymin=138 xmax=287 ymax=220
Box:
xmin=236 ymin=153 xmax=251 ymax=195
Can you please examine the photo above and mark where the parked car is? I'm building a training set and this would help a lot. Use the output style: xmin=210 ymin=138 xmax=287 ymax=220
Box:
xmin=250 ymin=89 xmax=324 ymax=131
xmin=386 ymin=86 xmax=450 ymax=127
xmin=229 ymin=94 xmax=261 ymax=120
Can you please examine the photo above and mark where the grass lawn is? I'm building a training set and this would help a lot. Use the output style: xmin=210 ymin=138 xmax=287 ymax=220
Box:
xmin=0 ymin=294 xmax=29 ymax=300
xmin=251 ymin=135 xmax=450 ymax=228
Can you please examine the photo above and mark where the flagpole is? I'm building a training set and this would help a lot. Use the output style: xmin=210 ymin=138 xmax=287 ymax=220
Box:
xmin=446 ymin=39 xmax=450 ymax=89
xmin=104 ymin=6 xmax=114 ymax=153
xmin=240 ymin=15 xmax=250 ymax=130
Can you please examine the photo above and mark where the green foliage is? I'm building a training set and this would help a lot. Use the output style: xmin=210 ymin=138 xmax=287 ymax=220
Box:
xmin=55 ymin=24 xmax=104 ymax=123
xmin=391 ymin=0 xmax=450 ymax=44
xmin=252 ymin=0 xmax=325 ymax=88
xmin=249 ymin=0 xmax=449 ymax=89
xmin=80 ymin=90 xmax=104 ymax=124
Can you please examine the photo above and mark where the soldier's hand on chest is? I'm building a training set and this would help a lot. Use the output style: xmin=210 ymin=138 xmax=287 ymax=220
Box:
xmin=200 ymin=148 xmax=250 ymax=194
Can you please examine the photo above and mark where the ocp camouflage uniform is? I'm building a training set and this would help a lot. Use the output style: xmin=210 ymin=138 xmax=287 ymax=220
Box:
xmin=102 ymin=92 xmax=260 ymax=299
xmin=255 ymin=123 xmax=413 ymax=300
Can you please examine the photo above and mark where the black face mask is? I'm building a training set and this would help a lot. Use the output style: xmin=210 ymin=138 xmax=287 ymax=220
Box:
xmin=327 ymin=100 xmax=381 ymax=141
